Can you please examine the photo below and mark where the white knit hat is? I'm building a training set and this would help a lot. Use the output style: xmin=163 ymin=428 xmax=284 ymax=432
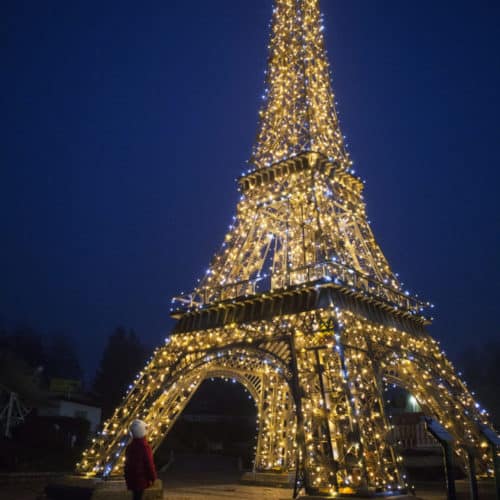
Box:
xmin=129 ymin=419 xmax=147 ymax=439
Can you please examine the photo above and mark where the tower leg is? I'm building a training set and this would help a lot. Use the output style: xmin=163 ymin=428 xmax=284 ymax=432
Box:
xmin=253 ymin=374 xmax=265 ymax=473
xmin=466 ymin=448 xmax=478 ymax=500
xmin=289 ymin=331 xmax=310 ymax=496
xmin=367 ymin=338 xmax=407 ymax=491
xmin=254 ymin=372 xmax=291 ymax=471
xmin=312 ymin=346 xmax=338 ymax=490
xmin=334 ymin=325 xmax=370 ymax=490
xmin=442 ymin=441 xmax=457 ymax=500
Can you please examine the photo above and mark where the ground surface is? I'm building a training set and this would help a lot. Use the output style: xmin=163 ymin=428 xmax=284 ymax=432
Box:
xmin=162 ymin=454 xmax=291 ymax=499
xmin=161 ymin=454 xmax=497 ymax=500
xmin=0 ymin=454 xmax=497 ymax=499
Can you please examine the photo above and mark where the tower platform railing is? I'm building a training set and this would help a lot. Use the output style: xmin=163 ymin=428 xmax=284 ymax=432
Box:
xmin=172 ymin=259 xmax=429 ymax=317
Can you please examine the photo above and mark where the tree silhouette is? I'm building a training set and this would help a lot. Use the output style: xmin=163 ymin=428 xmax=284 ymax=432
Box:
xmin=92 ymin=327 xmax=148 ymax=419
xmin=1 ymin=326 xmax=45 ymax=369
xmin=45 ymin=333 xmax=83 ymax=381
xmin=0 ymin=328 xmax=83 ymax=384
xmin=0 ymin=350 xmax=44 ymax=405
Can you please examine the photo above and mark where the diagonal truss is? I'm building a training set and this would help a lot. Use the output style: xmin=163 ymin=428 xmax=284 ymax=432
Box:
xmin=174 ymin=154 xmax=427 ymax=320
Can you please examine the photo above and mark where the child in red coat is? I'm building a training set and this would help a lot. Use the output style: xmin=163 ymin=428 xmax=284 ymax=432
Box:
xmin=124 ymin=419 xmax=157 ymax=500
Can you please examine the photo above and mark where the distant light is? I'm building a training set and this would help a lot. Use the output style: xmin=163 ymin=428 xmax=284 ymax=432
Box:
xmin=408 ymin=394 xmax=420 ymax=411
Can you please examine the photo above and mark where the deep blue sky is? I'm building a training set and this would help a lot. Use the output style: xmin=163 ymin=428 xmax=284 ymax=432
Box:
xmin=1 ymin=0 xmax=499 ymax=379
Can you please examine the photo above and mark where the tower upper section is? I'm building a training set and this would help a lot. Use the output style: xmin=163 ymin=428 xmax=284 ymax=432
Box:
xmin=251 ymin=0 xmax=351 ymax=170
xmin=171 ymin=0 xmax=429 ymax=326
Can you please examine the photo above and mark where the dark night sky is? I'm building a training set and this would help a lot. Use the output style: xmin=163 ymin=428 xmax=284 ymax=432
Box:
xmin=1 ymin=0 xmax=499 ymax=379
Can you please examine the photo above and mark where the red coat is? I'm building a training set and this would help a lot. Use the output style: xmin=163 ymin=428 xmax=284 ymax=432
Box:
xmin=124 ymin=437 xmax=157 ymax=491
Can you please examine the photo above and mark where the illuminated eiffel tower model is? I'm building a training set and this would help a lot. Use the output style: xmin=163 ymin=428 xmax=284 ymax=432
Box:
xmin=78 ymin=0 xmax=497 ymax=495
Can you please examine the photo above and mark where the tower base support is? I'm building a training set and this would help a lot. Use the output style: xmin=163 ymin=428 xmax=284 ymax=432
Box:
xmin=240 ymin=470 xmax=295 ymax=488
xmin=43 ymin=475 xmax=162 ymax=500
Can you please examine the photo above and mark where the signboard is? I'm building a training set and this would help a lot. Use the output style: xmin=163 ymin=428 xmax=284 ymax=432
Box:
xmin=49 ymin=378 xmax=81 ymax=395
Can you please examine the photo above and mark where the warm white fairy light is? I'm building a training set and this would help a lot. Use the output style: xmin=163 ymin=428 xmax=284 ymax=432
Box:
xmin=76 ymin=0 xmax=497 ymax=494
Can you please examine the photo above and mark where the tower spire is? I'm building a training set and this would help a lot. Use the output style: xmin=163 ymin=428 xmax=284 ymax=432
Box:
xmin=251 ymin=0 xmax=350 ymax=169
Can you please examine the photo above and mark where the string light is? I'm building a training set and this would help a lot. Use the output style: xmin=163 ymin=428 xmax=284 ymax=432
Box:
xmin=76 ymin=0 xmax=497 ymax=494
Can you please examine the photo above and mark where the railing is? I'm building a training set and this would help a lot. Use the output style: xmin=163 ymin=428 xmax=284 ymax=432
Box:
xmin=288 ymin=261 xmax=428 ymax=314
xmin=171 ymin=260 xmax=428 ymax=316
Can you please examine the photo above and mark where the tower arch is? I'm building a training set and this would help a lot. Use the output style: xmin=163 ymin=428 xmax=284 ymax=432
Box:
xmin=78 ymin=343 xmax=296 ymax=477
xmin=378 ymin=350 xmax=490 ymax=473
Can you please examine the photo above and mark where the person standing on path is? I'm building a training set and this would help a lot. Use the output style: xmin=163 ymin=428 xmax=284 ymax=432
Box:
xmin=124 ymin=419 xmax=157 ymax=500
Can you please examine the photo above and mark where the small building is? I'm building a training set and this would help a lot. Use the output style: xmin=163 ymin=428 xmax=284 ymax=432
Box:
xmin=38 ymin=396 xmax=101 ymax=432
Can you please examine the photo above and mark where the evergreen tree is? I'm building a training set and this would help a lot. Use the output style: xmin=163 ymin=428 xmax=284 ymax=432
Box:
xmin=93 ymin=327 xmax=148 ymax=419
xmin=44 ymin=333 xmax=83 ymax=381
xmin=4 ymin=326 xmax=45 ymax=369
xmin=0 ymin=350 xmax=43 ymax=404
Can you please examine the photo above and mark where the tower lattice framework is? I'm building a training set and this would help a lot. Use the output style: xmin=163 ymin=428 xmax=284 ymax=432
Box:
xmin=78 ymin=0 xmax=497 ymax=494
